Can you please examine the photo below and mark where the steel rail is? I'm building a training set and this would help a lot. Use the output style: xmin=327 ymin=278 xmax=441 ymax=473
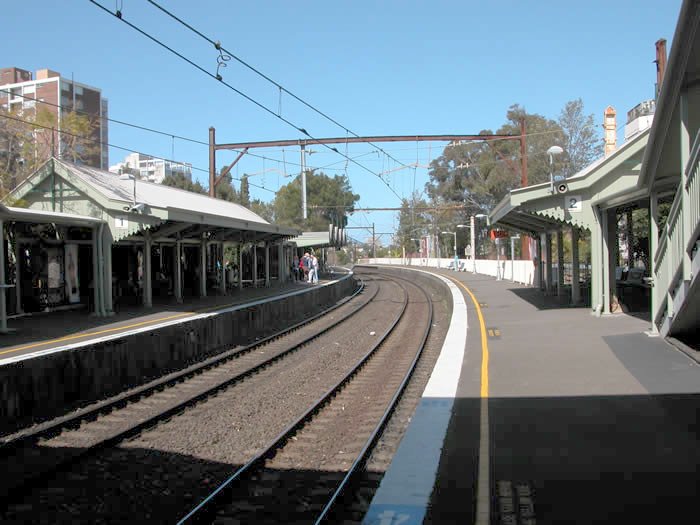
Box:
xmin=178 ymin=274 xmax=429 ymax=523
xmin=315 ymin=273 xmax=434 ymax=523
xmin=0 ymin=280 xmax=370 ymax=507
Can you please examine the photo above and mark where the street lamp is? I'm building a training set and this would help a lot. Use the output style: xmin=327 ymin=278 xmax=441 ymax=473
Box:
xmin=300 ymin=147 xmax=317 ymax=220
xmin=460 ymin=214 xmax=487 ymax=273
xmin=547 ymin=145 xmax=564 ymax=194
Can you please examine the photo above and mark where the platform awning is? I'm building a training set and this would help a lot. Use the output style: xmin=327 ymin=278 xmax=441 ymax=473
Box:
xmin=490 ymin=129 xmax=650 ymax=235
xmin=8 ymin=158 xmax=300 ymax=244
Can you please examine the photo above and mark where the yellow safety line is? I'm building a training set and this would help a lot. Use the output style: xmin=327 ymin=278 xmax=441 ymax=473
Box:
xmin=452 ymin=278 xmax=489 ymax=398
xmin=0 ymin=311 xmax=195 ymax=356
xmin=2 ymin=289 xmax=292 ymax=358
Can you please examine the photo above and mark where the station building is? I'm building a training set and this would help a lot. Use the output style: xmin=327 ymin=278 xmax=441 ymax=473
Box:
xmin=490 ymin=2 xmax=699 ymax=343
xmin=1 ymin=157 xmax=300 ymax=329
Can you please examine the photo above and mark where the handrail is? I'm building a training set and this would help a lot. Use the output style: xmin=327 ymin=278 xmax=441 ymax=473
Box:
xmin=654 ymin=183 xmax=683 ymax=268
xmin=686 ymin=129 xmax=700 ymax=253
xmin=685 ymin=128 xmax=700 ymax=187
xmin=653 ymin=182 xmax=684 ymax=327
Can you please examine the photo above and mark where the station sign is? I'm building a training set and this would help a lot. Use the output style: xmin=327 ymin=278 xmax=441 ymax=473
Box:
xmin=489 ymin=229 xmax=509 ymax=240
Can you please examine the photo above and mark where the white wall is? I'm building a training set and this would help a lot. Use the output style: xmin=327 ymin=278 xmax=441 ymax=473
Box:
xmin=361 ymin=257 xmax=535 ymax=286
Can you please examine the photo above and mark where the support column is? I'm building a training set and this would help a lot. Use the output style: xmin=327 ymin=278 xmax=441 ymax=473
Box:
xmin=92 ymin=226 xmax=101 ymax=314
xmin=200 ymin=235 xmax=207 ymax=297
xmin=571 ymin=227 xmax=581 ymax=305
xmin=591 ymin=209 xmax=603 ymax=315
xmin=253 ymin=244 xmax=258 ymax=288
xmin=144 ymin=233 xmax=152 ymax=308
xmin=601 ymin=209 xmax=612 ymax=315
xmin=557 ymin=230 xmax=565 ymax=297
xmin=0 ymin=220 xmax=8 ymax=333
xmin=545 ymin=232 xmax=553 ymax=294
xmin=103 ymin=228 xmax=113 ymax=315
xmin=14 ymin=240 xmax=22 ymax=315
xmin=277 ymin=242 xmax=282 ymax=283
xmin=238 ymin=242 xmax=244 ymax=291
xmin=649 ymin=194 xmax=660 ymax=332
xmin=175 ymin=239 xmax=183 ymax=303
xmin=219 ymin=241 xmax=224 ymax=293
xmin=265 ymin=242 xmax=270 ymax=287
xmin=538 ymin=232 xmax=546 ymax=291
xmin=680 ymin=90 xmax=692 ymax=281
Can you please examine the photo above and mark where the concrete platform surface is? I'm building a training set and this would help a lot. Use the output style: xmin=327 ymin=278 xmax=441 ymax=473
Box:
xmin=0 ymin=279 xmax=319 ymax=364
xmin=363 ymin=267 xmax=699 ymax=525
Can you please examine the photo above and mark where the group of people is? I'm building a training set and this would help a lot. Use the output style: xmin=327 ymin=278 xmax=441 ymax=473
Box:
xmin=292 ymin=251 xmax=319 ymax=284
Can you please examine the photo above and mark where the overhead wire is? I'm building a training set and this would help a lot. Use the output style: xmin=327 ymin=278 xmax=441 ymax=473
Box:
xmin=0 ymin=112 xmax=276 ymax=194
xmin=0 ymin=89 xmax=305 ymax=168
xmin=144 ymin=0 xmax=412 ymax=172
xmin=89 ymin=0 xmax=404 ymax=203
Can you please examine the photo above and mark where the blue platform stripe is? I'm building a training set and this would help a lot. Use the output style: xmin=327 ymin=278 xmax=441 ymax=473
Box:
xmin=362 ymin=270 xmax=467 ymax=525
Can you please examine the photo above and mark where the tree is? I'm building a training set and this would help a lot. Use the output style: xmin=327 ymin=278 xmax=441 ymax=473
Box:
xmin=161 ymin=171 xmax=206 ymax=194
xmin=558 ymin=98 xmax=602 ymax=177
xmin=0 ymin=106 xmax=30 ymax=197
xmin=239 ymin=175 xmax=251 ymax=207
xmin=426 ymin=104 xmax=565 ymax=217
xmin=0 ymin=106 xmax=100 ymax=196
xmin=395 ymin=192 xmax=432 ymax=253
xmin=250 ymin=199 xmax=274 ymax=222
xmin=214 ymin=172 xmax=238 ymax=202
xmin=33 ymin=108 xmax=100 ymax=166
xmin=273 ymin=170 xmax=359 ymax=230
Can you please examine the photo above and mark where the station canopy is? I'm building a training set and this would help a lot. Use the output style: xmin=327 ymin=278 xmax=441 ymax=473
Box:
xmin=9 ymin=158 xmax=299 ymax=243
xmin=292 ymin=225 xmax=347 ymax=249
xmin=490 ymin=129 xmax=650 ymax=235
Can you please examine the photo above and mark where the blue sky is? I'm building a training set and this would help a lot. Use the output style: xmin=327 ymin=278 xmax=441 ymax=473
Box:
xmin=4 ymin=1 xmax=682 ymax=243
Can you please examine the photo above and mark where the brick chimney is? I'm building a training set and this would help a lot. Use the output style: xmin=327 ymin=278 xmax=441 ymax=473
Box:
xmin=655 ymin=38 xmax=667 ymax=99
xmin=603 ymin=106 xmax=617 ymax=157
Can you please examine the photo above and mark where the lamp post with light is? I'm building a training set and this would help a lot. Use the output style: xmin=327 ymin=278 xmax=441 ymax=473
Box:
xmin=546 ymin=145 xmax=564 ymax=194
xmin=460 ymin=214 xmax=487 ymax=273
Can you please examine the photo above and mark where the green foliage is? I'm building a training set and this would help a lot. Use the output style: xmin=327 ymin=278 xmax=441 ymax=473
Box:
xmin=214 ymin=172 xmax=238 ymax=202
xmin=273 ymin=170 xmax=359 ymax=230
xmin=250 ymin=199 xmax=274 ymax=222
xmin=161 ymin=171 xmax=206 ymax=194
xmin=239 ymin=175 xmax=250 ymax=207
xmin=425 ymin=100 xmax=599 ymax=217
xmin=558 ymin=99 xmax=602 ymax=177
xmin=0 ymin=106 xmax=99 ymax=197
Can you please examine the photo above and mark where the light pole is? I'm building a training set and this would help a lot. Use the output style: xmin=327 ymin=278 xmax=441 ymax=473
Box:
xmin=546 ymin=145 xmax=564 ymax=194
xmin=440 ymin=231 xmax=458 ymax=270
xmin=462 ymin=214 xmax=487 ymax=273
xmin=300 ymin=147 xmax=316 ymax=220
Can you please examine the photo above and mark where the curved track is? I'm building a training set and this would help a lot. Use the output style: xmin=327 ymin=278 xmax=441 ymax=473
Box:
xmin=179 ymin=273 xmax=434 ymax=524
xmin=2 ymin=268 xmax=447 ymax=524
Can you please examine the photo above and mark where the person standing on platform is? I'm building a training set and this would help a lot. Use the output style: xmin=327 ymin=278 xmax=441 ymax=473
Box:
xmin=292 ymin=254 xmax=300 ymax=281
xmin=303 ymin=252 xmax=311 ymax=283
xmin=311 ymin=254 xmax=319 ymax=284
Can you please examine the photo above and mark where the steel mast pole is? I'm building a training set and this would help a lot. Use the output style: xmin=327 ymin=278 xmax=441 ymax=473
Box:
xmin=300 ymin=145 xmax=307 ymax=219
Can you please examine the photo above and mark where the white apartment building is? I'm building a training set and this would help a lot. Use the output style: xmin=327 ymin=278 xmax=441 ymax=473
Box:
xmin=109 ymin=153 xmax=192 ymax=184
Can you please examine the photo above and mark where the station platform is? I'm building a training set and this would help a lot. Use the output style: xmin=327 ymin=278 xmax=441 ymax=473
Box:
xmin=0 ymin=279 xmax=319 ymax=365
xmin=363 ymin=266 xmax=699 ymax=525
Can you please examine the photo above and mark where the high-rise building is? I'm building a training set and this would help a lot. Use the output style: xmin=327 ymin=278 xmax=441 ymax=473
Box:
xmin=0 ymin=66 xmax=109 ymax=169
xmin=109 ymin=153 xmax=192 ymax=184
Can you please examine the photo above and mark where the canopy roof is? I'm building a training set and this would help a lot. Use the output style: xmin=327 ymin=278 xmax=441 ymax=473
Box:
xmin=0 ymin=202 xmax=104 ymax=227
xmin=9 ymin=158 xmax=299 ymax=243
xmin=490 ymin=129 xmax=650 ymax=234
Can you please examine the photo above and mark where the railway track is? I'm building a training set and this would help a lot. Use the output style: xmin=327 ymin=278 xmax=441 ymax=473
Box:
xmin=178 ymin=273 xmax=434 ymax=524
xmin=2 ymin=269 xmax=445 ymax=523
xmin=0 ymin=280 xmax=368 ymax=510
